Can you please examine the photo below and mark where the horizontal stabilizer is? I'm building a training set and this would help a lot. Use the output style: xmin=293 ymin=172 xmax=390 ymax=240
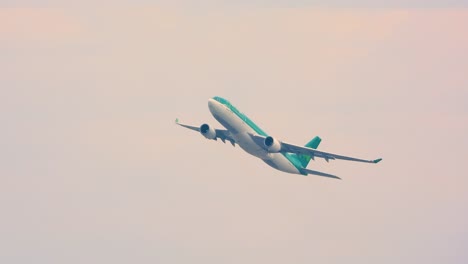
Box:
xmin=299 ymin=168 xmax=342 ymax=180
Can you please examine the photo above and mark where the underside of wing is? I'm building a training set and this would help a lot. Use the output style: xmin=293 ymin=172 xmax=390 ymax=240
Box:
xmin=175 ymin=118 xmax=236 ymax=146
xmin=250 ymin=134 xmax=382 ymax=164
xmin=281 ymin=142 xmax=382 ymax=164
xmin=175 ymin=118 xmax=200 ymax=132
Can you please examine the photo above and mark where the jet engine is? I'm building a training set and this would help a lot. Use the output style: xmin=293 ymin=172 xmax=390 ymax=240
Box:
xmin=200 ymin=124 xmax=216 ymax=140
xmin=264 ymin=136 xmax=282 ymax=152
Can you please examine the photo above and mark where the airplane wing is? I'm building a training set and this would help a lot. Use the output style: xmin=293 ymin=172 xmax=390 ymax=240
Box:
xmin=251 ymin=134 xmax=382 ymax=164
xmin=175 ymin=118 xmax=236 ymax=146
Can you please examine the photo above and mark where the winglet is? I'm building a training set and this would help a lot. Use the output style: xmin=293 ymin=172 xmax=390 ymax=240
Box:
xmin=175 ymin=118 xmax=179 ymax=124
xmin=373 ymin=158 xmax=382 ymax=164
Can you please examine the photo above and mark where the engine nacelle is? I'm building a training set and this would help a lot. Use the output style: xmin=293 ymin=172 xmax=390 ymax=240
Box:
xmin=200 ymin=124 xmax=216 ymax=140
xmin=264 ymin=136 xmax=282 ymax=152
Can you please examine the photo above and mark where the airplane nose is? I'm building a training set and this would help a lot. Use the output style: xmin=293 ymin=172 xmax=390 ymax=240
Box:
xmin=208 ymin=98 xmax=217 ymax=111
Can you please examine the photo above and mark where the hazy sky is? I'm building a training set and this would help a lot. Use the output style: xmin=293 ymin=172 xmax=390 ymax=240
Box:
xmin=2 ymin=1 xmax=468 ymax=7
xmin=1 ymin=6 xmax=467 ymax=264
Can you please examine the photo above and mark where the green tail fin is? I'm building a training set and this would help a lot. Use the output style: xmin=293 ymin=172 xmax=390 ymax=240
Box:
xmin=297 ymin=136 xmax=321 ymax=167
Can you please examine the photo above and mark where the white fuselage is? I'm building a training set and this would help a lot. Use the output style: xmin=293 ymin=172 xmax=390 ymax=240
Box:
xmin=208 ymin=99 xmax=300 ymax=174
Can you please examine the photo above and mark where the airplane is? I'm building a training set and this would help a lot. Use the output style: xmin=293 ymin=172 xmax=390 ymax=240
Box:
xmin=176 ymin=96 xmax=382 ymax=180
